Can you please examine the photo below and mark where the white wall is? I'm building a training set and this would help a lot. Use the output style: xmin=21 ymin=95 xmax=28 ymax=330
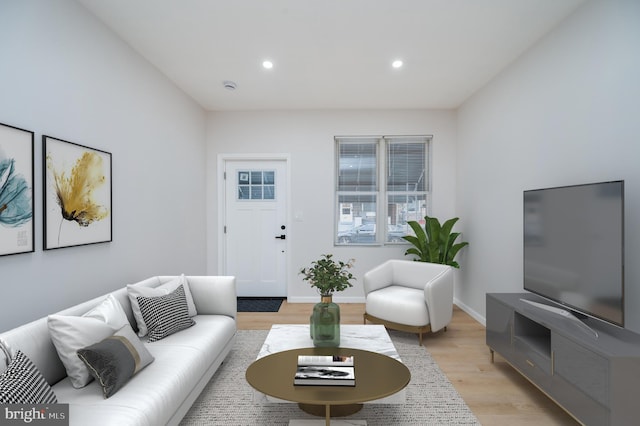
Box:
xmin=6 ymin=0 xmax=634 ymax=334
xmin=206 ymin=110 xmax=457 ymax=302
xmin=456 ymin=0 xmax=640 ymax=331
xmin=0 ymin=0 xmax=207 ymax=331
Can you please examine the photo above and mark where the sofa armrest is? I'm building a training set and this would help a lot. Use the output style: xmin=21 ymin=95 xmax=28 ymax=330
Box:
xmin=185 ymin=276 xmax=237 ymax=319
xmin=363 ymin=261 xmax=394 ymax=295
xmin=423 ymin=267 xmax=454 ymax=332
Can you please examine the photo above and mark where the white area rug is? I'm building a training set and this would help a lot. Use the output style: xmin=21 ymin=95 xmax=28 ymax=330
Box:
xmin=180 ymin=329 xmax=480 ymax=425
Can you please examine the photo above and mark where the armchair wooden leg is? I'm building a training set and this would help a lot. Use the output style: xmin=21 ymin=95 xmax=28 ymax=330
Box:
xmin=364 ymin=312 xmax=431 ymax=346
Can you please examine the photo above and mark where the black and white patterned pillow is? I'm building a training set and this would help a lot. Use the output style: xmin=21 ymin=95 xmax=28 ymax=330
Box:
xmin=137 ymin=284 xmax=195 ymax=342
xmin=0 ymin=350 xmax=57 ymax=404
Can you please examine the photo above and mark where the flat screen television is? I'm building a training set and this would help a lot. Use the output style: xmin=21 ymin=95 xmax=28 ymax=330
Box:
xmin=523 ymin=180 xmax=624 ymax=327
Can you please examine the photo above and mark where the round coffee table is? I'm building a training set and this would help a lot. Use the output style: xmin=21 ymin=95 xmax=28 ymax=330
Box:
xmin=245 ymin=347 xmax=410 ymax=426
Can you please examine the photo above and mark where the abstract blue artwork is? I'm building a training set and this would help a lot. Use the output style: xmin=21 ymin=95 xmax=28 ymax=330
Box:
xmin=0 ymin=123 xmax=34 ymax=256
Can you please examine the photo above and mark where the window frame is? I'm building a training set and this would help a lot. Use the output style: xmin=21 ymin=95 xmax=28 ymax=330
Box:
xmin=334 ymin=135 xmax=432 ymax=246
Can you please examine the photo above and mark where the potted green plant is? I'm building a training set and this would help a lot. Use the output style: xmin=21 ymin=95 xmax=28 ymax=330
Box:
xmin=402 ymin=216 xmax=469 ymax=268
xmin=299 ymin=254 xmax=355 ymax=347
xmin=299 ymin=254 xmax=355 ymax=296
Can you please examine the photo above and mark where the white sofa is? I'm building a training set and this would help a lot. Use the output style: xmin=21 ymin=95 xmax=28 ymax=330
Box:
xmin=363 ymin=260 xmax=453 ymax=345
xmin=0 ymin=275 xmax=237 ymax=426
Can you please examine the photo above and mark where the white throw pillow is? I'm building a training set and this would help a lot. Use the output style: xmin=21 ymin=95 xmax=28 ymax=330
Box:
xmin=127 ymin=274 xmax=197 ymax=337
xmin=47 ymin=294 xmax=130 ymax=388
xmin=83 ymin=293 xmax=131 ymax=329
xmin=0 ymin=338 xmax=12 ymax=374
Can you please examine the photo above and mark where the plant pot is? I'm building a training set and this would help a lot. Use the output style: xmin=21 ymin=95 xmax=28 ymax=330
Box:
xmin=310 ymin=295 xmax=340 ymax=347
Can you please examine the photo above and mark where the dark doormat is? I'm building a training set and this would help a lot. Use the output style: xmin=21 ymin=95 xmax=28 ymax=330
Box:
xmin=237 ymin=297 xmax=284 ymax=312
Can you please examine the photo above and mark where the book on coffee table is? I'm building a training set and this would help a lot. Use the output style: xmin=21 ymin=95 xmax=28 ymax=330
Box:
xmin=294 ymin=365 xmax=355 ymax=386
xmin=296 ymin=355 xmax=354 ymax=367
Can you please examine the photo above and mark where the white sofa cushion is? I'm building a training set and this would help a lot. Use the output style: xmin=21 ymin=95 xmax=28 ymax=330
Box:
xmin=48 ymin=295 xmax=130 ymax=388
xmin=127 ymin=275 xmax=196 ymax=337
xmin=365 ymin=285 xmax=430 ymax=327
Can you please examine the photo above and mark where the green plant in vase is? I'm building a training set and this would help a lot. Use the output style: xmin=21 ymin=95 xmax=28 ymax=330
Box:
xmin=299 ymin=254 xmax=355 ymax=347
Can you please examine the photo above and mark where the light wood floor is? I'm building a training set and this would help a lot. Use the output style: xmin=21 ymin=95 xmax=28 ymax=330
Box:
xmin=238 ymin=301 xmax=580 ymax=425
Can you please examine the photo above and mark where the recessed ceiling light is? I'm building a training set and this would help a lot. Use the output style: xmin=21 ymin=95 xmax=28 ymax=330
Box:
xmin=392 ymin=60 xmax=403 ymax=69
xmin=262 ymin=60 xmax=274 ymax=69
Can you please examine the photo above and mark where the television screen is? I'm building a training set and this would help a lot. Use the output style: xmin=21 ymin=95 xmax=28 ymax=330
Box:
xmin=523 ymin=181 xmax=624 ymax=327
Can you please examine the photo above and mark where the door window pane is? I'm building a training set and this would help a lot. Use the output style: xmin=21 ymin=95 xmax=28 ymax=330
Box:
xmin=263 ymin=186 xmax=275 ymax=199
xmin=263 ymin=171 xmax=275 ymax=185
xmin=237 ymin=170 xmax=276 ymax=200
xmin=238 ymin=185 xmax=250 ymax=199
xmin=251 ymin=171 xmax=263 ymax=184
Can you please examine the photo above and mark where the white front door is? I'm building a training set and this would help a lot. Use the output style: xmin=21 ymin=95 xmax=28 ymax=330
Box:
xmin=223 ymin=159 xmax=287 ymax=296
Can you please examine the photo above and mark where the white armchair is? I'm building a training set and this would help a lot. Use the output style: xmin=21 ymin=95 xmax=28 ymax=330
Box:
xmin=363 ymin=260 xmax=454 ymax=345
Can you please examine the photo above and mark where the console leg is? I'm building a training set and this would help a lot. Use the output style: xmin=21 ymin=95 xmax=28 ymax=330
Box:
xmin=325 ymin=405 xmax=330 ymax=426
xmin=490 ymin=349 xmax=495 ymax=363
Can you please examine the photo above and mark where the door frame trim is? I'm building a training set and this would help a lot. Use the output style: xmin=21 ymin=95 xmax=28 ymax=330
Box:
xmin=217 ymin=153 xmax=291 ymax=291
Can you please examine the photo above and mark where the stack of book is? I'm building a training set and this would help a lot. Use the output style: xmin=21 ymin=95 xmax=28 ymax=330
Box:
xmin=294 ymin=355 xmax=355 ymax=386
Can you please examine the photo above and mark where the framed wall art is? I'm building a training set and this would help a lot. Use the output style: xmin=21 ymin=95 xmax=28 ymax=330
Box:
xmin=0 ymin=122 xmax=34 ymax=256
xmin=43 ymin=135 xmax=112 ymax=250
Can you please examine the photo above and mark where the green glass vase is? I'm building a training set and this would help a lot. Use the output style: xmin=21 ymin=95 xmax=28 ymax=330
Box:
xmin=311 ymin=295 xmax=340 ymax=347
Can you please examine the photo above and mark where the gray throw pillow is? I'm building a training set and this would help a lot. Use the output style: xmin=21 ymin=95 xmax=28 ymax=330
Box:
xmin=77 ymin=324 xmax=154 ymax=398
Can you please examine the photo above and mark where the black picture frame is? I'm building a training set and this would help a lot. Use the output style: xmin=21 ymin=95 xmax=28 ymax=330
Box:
xmin=43 ymin=135 xmax=112 ymax=250
xmin=0 ymin=122 xmax=35 ymax=256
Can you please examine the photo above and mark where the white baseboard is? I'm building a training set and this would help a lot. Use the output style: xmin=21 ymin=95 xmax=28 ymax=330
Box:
xmin=454 ymin=297 xmax=486 ymax=327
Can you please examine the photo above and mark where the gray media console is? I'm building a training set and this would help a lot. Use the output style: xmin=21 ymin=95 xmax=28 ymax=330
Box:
xmin=486 ymin=293 xmax=640 ymax=425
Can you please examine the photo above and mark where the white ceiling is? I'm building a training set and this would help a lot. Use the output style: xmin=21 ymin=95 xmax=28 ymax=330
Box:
xmin=76 ymin=0 xmax=586 ymax=111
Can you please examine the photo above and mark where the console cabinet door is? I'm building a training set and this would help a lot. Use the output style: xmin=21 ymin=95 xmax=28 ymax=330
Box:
xmin=486 ymin=295 xmax=513 ymax=357
xmin=551 ymin=333 xmax=610 ymax=425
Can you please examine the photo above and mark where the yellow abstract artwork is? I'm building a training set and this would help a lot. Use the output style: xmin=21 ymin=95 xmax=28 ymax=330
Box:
xmin=44 ymin=136 xmax=111 ymax=249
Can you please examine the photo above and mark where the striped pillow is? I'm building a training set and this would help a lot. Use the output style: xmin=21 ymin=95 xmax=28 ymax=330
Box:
xmin=0 ymin=350 xmax=57 ymax=404
xmin=137 ymin=284 xmax=195 ymax=342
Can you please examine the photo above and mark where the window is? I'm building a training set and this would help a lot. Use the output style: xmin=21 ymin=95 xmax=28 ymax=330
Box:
xmin=237 ymin=170 xmax=276 ymax=200
xmin=335 ymin=136 xmax=431 ymax=245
